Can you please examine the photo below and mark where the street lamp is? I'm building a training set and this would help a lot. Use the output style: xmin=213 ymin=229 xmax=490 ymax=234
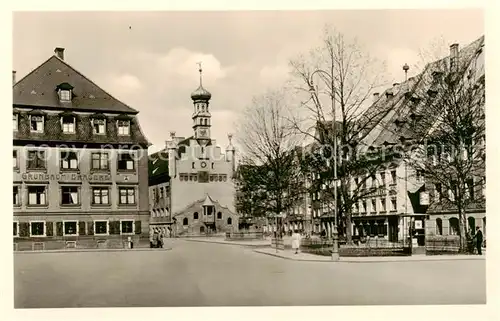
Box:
xmin=309 ymin=69 xmax=339 ymax=261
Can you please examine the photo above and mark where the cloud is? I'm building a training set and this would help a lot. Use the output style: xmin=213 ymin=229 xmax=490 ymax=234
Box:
xmin=156 ymin=47 xmax=233 ymax=86
xmin=97 ymin=73 xmax=143 ymax=103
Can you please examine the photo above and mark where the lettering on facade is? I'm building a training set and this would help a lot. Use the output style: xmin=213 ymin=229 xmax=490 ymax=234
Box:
xmin=21 ymin=172 xmax=111 ymax=182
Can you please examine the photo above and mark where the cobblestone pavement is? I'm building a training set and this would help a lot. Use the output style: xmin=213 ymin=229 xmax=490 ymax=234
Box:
xmin=14 ymin=239 xmax=485 ymax=308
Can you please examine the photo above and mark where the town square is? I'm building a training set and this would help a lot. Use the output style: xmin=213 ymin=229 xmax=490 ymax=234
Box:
xmin=11 ymin=8 xmax=489 ymax=315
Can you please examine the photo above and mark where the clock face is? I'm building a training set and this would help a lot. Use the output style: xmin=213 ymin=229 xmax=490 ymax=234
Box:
xmin=200 ymin=129 xmax=207 ymax=137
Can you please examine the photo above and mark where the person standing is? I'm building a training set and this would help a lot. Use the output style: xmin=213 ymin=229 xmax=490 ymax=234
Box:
xmin=291 ymin=230 xmax=301 ymax=254
xmin=473 ymin=226 xmax=483 ymax=255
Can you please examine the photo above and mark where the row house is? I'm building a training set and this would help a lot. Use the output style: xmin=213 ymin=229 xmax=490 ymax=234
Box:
xmin=13 ymin=47 xmax=150 ymax=251
xmin=357 ymin=35 xmax=485 ymax=247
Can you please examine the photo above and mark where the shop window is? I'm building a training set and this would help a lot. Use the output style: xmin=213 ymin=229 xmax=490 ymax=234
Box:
xmin=120 ymin=220 xmax=134 ymax=234
xmin=63 ymin=221 xmax=78 ymax=236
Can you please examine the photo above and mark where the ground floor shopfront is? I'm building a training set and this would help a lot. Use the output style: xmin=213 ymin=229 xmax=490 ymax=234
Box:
xmin=351 ymin=214 xmax=427 ymax=246
xmin=13 ymin=211 xmax=150 ymax=251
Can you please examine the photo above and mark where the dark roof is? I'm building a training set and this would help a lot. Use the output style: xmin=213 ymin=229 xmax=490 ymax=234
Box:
xmin=13 ymin=55 xmax=138 ymax=114
xmin=149 ymin=149 xmax=170 ymax=186
xmin=364 ymin=36 xmax=485 ymax=147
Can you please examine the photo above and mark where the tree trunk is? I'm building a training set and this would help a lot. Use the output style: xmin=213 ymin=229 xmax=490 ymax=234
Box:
xmin=345 ymin=213 xmax=353 ymax=244
xmin=458 ymin=206 xmax=468 ymax=253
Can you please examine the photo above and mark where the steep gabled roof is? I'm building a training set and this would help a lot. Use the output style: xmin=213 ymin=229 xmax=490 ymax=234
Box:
xmin=362 ymin=35 xmax=485 ymax=149
xmin=13 ymin=55 xmax=138 ymax=114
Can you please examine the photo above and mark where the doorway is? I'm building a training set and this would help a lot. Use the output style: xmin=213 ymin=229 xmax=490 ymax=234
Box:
xmin=388 ymin=217 xmax=398 ymax=242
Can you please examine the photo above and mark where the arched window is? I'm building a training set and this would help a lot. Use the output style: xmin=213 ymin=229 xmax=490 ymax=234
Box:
xmin=449 ymin=217 xmax=459 ymax=235
xmin=183 ymin=217 xmax=188 ymax=226
xmin=227 ymin=217 xmax=232 ymax=225
xmin=436 ymin=218 xmax=443 ymax=235
xmin=194 ymin=212 xmax=199 ymax=220
xmin=200 ymin=226 xmax=205 ymax=233
xmin=217 ymin=212 xmax=222 ymax=219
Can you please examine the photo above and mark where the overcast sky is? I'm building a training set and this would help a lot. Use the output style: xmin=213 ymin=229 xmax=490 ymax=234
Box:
xmin=13 ymin=10 xmax=483 ymax=153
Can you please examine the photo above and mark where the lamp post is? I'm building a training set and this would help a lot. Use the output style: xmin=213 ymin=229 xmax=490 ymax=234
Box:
xmin=309 ymin=69 xmax=339 ymax=261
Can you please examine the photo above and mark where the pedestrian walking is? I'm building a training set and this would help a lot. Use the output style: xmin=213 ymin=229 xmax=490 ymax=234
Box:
xmin=291 ymin=230 xmax=301 ymax=254
xmin=473 ymin=226 xmax=483 ymax=255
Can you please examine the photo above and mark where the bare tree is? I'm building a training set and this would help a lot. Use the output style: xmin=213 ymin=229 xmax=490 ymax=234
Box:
xmin=288 ymin=26 xmax=391 ymax=243
xmin=235 ymin=90 xmax=304 ymax=237
xmin=405 ymin=36 xmax=485 ymax=252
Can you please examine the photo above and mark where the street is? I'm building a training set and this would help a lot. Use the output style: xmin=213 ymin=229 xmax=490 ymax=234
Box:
xmin=14 ymin=239 xmax=486 ymax=308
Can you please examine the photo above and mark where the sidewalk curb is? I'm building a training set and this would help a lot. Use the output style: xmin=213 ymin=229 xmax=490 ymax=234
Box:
xmin=14 ymin=248 xmax=173 ymax=254
xmin=182 ymin=238 xmax=271 ymax=248
xmin=253 ymin=249 xmax=486 ymax=263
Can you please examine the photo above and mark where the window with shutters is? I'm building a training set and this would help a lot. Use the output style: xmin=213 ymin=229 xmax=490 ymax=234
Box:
xmin=13 ymin=114 xmax=18 ymax=131
xmin=92 ymin=118 xmax=106 ymax=135
xmin=13 ymin=222 xmax=19 ymax=237
xmin=13 ymin=186 xmax=20 ymax=206
xmin=120 ymin=220 xmax=134 ymax=235
xmin=61 ymin=116 xmax=76 ymax=134
xmin=117 ymin=152 xmax=135 ymax=171
xmin=61 ymin=186 xmax=80 ymax=205
xmin=92 ymin=187 xmax=109 ymax=205
xmin=30 ymin=221 xmax=46 ymax=237
xmin=119 ymin=187 xmax=136 ymax=205
xmin=60 ymin=151 xmax=79 ymax=170
xmin=28 ymin=186 xmax=47 ymax=206
xmin=94 ymin=221 xmax=109 ymax=235
xmin=30 ymin=115 xmax=44 ymax=133
xmin=13 ymin=150 xmax=18 ymax=169
xmin=117 ymin=120 xmax=130 ymax=136
xmin=63 ymin=221 xmax=78 ymax=236
xmin=27 ymin=150 xmax=46 ymax=169
xmin=91 ymin=152 xmax=109 ymax=170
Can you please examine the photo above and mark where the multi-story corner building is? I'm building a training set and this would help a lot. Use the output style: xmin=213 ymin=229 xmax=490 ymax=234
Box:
xmin=148 ymin=66 xmax=239 ymax=236
xmin=355 ymin=35 xmax=485 ymax=246
xmin=13 ymin=47 xmax=150 ymax=251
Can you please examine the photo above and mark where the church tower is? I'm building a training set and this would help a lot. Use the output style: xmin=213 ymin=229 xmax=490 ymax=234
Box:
xmin=191 ymin=63 xmax=212 ymax=146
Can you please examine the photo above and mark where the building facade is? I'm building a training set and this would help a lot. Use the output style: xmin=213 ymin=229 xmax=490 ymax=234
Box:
xmin=148 ymin=66 xmax=239 ymax=236
xmin=13 ymin=47 xmax=150 ymax=251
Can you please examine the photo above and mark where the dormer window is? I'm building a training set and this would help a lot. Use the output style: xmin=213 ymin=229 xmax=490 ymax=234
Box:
xmin=56 ymin=82 xmax=74 ymax=102
xmin=30 ymin=115 xmax=44 ymax=133
xmin=13 ymin=114 xmax=18 ymax=131
xmin=117 ymin=120 xmax=130 ymax=136
xmin=60 ymin=90 xmax=71 ymax=101
xmin=93 ymin=119 xmax=106 ymax=135
xmin=61 ymin=116 xmax=76 ymax=134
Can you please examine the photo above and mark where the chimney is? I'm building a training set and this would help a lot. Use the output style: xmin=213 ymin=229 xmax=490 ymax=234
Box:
xmin=54 ymin=47 xmax=65 ymax=60
xmin=373 ymin=92 xmax=380 ymax=102
xmin=12 ymin=70 xmax=16 ymax=85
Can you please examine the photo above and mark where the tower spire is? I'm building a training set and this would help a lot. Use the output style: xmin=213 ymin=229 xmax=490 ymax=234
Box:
xmin=197 ymin=61 xmax=203 ymax=87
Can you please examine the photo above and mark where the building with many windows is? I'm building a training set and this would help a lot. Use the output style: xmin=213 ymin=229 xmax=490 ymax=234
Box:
xmin=148 ymin=66 xmax=239 ymax=236
xmin=13 ymin=47 xmax=150 ymax=251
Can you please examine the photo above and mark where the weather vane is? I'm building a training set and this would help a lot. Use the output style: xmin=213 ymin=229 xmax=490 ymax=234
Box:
xmin=197 ymin=61 xmax=203 ymax=85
